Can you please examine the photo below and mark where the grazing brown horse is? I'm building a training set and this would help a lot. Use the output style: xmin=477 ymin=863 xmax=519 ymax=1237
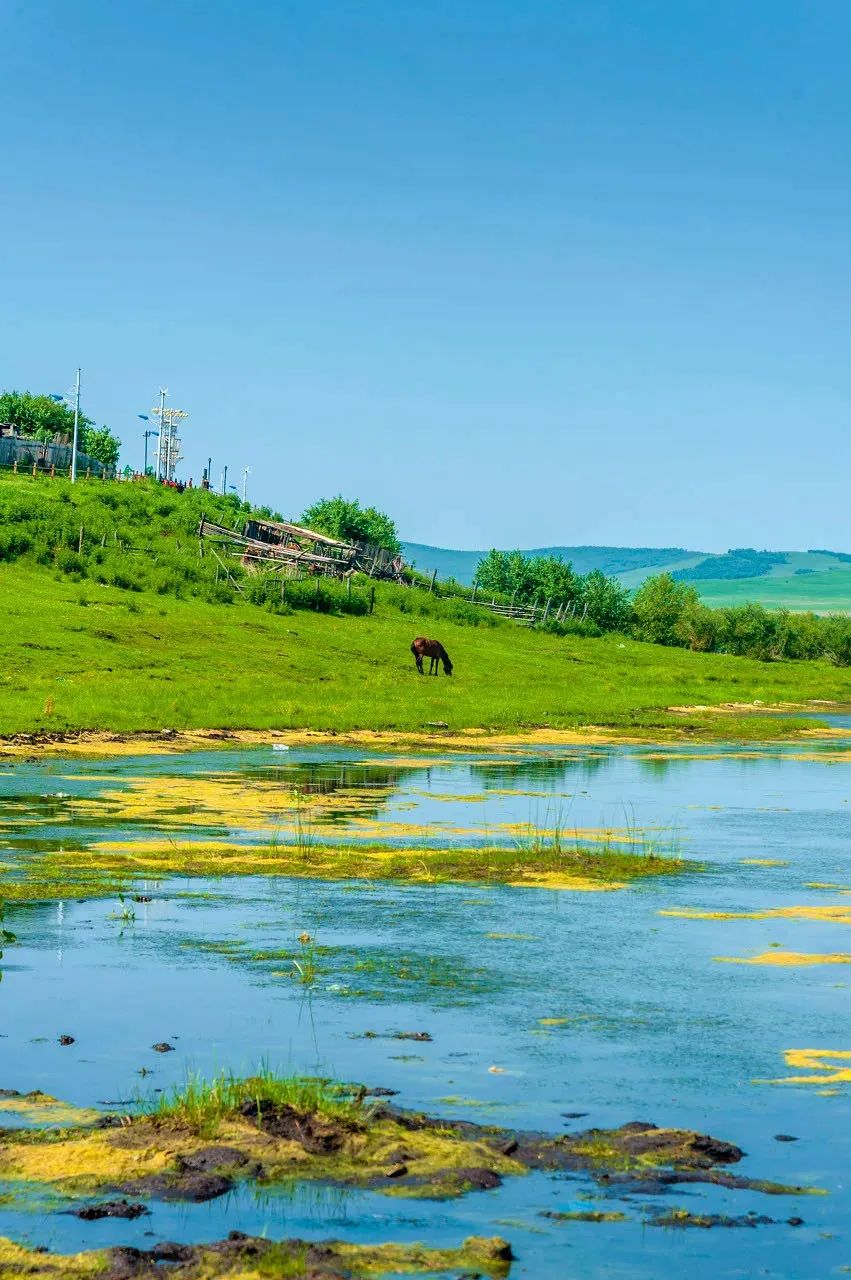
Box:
xmin=411 ymin=636 xmax=453 ymax=676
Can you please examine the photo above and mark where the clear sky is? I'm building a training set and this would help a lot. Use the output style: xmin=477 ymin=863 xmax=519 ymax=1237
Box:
xmin=2 ymin=1 xmax=850 ymax=552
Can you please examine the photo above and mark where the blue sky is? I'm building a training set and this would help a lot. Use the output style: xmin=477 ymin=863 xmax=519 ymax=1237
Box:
xmin=2 ymin=1 xmax=850 ymax=551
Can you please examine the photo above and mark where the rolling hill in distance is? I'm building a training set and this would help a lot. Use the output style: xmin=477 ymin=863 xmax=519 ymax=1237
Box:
xmin=401 ymin=542 xmax=851 ymax=613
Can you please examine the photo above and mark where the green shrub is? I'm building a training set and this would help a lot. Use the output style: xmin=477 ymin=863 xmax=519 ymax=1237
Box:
xmin=631 ymin=574 xmax=699 ymax=646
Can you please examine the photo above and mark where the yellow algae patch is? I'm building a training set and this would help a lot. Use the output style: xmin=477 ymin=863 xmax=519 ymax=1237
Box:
xmin=740 ymin=859 xmax=789 ymax=867
xmin=407 ymin=791 xmax=489 ymax=804
xmin=0 ymin=1110 xmax=526 ymax=1202
xmin=662 ymin=904 xmax=851 ymax=924
xmin=13 ymin=835 xmax=681 ymax=896
xmin=0 ymin=1128 xmax=180 ymax=1188
xmin=766 ymin=1048 xmax=851 ymax=1086
xmin=507 ymin=873 xmax=625 ymax=891
xmin=486 ymin=932 xmax=538 ymax=941
xmin=0 ymin=1092 xmax=102 ymax=1127
xmin=716 ymin=951 xmax=851 ymax=966
xmin=0 ymin=1235 xmax=515 ymax=1279
xmin=0 ymin=1238 xmax=103 ymax=1277
xmin=64 ymin=773 xmax=389 ymax=833
xmin=538 ymin=1017 xmax=570 ymax=1027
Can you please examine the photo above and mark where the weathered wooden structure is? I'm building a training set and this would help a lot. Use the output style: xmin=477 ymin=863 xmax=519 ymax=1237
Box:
xmin=198 ymin=514 xmax=406 ymax=581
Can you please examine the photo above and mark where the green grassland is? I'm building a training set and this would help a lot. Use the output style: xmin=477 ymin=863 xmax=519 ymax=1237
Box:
xmin=1 ymin=561 xmax=849 ymax=739
xmin=0 ymin=472 xmax=847 ymax=739
xmin=696 ymin=563 xmax=851 ymax=612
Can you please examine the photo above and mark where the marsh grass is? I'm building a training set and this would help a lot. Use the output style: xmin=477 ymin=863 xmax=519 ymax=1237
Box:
xmin=514 ymin=809 xmax=683 ymax=879
xmin=148 ymin=1066 xmax=369 ymax=1138
xmin=4 ymin=834 xmax=688 ymax=904
xmin=292 ymin=931 xmax=318 ymax=985
xmin=107 ymin=892 xmax=136 ymax=923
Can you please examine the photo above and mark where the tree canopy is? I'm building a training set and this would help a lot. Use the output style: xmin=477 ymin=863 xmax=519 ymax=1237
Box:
xmin=300 ymin=495 xmax=400 ymax=553
xmin=0 ymin=390 xmax=121 ymax=468
xmin=80 ymin=424 xmax=121 ymax=468
xmin=475 ymin=548 xmax=631 ymax=631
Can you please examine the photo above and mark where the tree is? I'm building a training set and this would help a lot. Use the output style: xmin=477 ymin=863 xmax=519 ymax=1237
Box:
xmin=300 ymin=495 xmax=401 ymax=553
xmin=0 ymin=390 xmax=92 ymax=442
xmin=475 ymin=549 xmax=536 ymax=601
xmin=0 ymin=390 xmax=120 ymax=467
xmin=581 ymin=569 xmax=631 ymax=631
xmin=631 ymin=573 xmax=699 ymax=646
xmin=80 ymin=424 xmax=121 ymax=469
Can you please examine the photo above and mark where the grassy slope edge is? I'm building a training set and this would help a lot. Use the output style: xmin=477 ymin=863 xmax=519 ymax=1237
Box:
xmin=1 ymin=562 xmax=849 ymax=739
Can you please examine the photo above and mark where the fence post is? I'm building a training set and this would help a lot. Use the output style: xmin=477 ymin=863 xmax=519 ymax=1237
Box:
xmin=471 ymin=580 xmax=478 ymax=602
xmin=12 ymin=461 xmax=17 ymax=475
xmin=32 ymin=463 xmax=37 ymax=477
xmin=369 ymin=586 xmax=375 ymax=615
xmin=346 ymin=577 xmax=352 ymax=602
xmin=78 ymin=525 xmax=84 ymax=554
xmin=542 ymin=597 xmax=551 ymax=624
xmin=50 ymin=464 xmax=55 ymax=478
xmin=429 ymin=569 xmax=437 ymax=594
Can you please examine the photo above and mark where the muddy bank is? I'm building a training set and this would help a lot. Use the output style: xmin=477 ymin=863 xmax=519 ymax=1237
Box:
xmin=0 ymin=1082 xmax=816 ymax=1207
xmin=0 ymin=706 xmax=843 ymax=759
xmin=0 ymin=1232 xmax=513 ymax=1278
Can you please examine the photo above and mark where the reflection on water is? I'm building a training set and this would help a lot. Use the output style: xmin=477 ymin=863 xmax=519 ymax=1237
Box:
xmin=1 ymin=737 xmax=851 ymax=1276
xmin=3 ymin=736 xmax=850 ymax=852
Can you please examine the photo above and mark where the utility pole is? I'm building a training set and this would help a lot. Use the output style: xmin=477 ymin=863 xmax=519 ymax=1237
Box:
xmin=70 ymin=368 xmax=81 ymax=483
xmin=221 ymin=465 xmax=228 ymax=496
xmin=155 ymin=388 xmax=167 ymax=481
xmin=241 ymin=465 xmax=250 ymax=504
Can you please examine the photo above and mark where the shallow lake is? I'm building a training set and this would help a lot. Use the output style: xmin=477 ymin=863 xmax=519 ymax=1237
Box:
xmin=2 ymin=736 xmax=851 ymax=1277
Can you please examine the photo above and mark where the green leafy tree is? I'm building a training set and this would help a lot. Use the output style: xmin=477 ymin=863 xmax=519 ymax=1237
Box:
xmin=80 ymin=424 xmax=121 ymax=468
xmin=0 ymin=389 xmax=120 ymax=466
xmin=474 ymin=549 xmax=511 ymax=595
xmin=475 ymin=549 xmax=536 ymax=600
xmin=0 ymin=390 xmax=92 ymax=442
xmin=528 ymin=556 xmax=580 ymax=607
xmin=580 ymin=569 xmax=632 ymax=631
xmin=631 ymin=573 xmax=699 ymax=645
xmin=674 ymin=598 xmax=719 ymax=652
xmin=300 ymin=495 xmax=400 ymax=553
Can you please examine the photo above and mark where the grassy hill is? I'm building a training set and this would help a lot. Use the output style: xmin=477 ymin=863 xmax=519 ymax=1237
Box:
xmin=1 ymin=561 xmax=848 ymax=740
xmin=0 ymin=474 xmax=847 ymax=740
xmin=404 ymin=542 xmax=851 ymax=613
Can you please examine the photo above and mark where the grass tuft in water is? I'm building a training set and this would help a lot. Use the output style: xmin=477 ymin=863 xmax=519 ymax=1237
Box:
xmin=147 ymin=1067 xmax=369 ymax=1138
xmin=291 ymin=932 xmax=318 ymax=985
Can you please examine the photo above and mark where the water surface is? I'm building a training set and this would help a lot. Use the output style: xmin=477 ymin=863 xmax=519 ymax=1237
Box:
xmin=2 ymin=738 xmax=850 ymax=1277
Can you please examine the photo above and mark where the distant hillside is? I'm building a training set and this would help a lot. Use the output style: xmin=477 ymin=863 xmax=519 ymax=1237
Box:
xmin=401 ymin=542 xmax=851 ymax=612
xmin=401 ymin=542 xmax=704 ymax=586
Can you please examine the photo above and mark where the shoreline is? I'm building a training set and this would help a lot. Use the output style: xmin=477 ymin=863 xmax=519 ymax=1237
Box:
xmin=0 ymin=700 xmax=848 ymax=757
